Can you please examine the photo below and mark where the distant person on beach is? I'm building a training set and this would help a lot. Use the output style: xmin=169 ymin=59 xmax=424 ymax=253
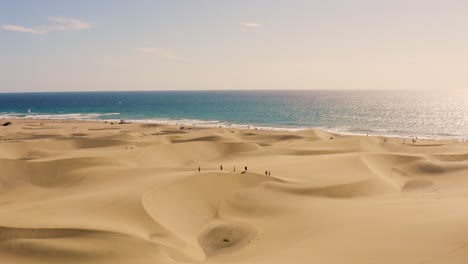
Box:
xmin=234 ymin=166 xmax=236 ymax=172
xmin=220 ymin=165 xmax=223 ymax=171
xmin=265 ymin=170 xmax=268 ymax=175
xmin=268 ymin=171 xmax=271 ymax=176
xmin=198 ymin=166 xmax=200 ymax=172
xmin=241 ymin=166 xmax=248 ymax=174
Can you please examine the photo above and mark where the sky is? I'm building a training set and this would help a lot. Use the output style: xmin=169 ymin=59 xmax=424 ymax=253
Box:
xmin=1 ymin=0 xmax=468 ymax=92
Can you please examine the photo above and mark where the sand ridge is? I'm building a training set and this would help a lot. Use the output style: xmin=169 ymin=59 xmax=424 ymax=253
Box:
xmin=1 ymin=119 xmax=468 ymax=263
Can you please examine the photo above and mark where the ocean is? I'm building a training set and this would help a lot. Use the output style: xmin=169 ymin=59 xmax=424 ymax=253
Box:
xmin=0 ymin=90 xmax=467 ymax=139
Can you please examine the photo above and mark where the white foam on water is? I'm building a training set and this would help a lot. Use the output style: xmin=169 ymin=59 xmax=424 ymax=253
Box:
xmin=0 ymin=112 xmax=304 ymax=131
xmin=327 ymin=127 xmax=464 ymax=140
xmin=0 ymin=112 xmax=120 ymax=120
xmin=1 ymin=112 xmax=466 ymax=140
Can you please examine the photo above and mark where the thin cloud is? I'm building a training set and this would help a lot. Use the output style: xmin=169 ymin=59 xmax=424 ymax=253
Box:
xmin=243 ymin=22 xmax=262 ymax=28
xmin=1 ymin=25 xmax=42 ymax=34
xmin=1 ymin=17 xmax=92 ymax=34
xmin=135 ymin=47 xmax=180 ymax=60
xmin=45 ymin=17 xmax=91 ymax=31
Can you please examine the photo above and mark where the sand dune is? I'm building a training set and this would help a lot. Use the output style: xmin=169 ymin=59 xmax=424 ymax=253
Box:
xmin=1 ymin=119 xmax=468 ymax=263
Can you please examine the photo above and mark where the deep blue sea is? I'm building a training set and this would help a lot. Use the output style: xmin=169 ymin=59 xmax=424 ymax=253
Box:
xmin=1 ymin=90 xmax=467 ymax=139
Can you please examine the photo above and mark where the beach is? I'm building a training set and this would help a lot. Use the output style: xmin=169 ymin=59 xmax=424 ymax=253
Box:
xmin=1 ymin=118 xmax=468 ymax=264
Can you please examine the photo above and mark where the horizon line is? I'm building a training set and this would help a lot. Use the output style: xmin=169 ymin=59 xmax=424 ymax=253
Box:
xmin=0 ymin=88 xmax=448 ymax=94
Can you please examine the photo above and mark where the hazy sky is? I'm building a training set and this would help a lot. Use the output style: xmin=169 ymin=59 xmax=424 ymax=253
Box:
xmin=1 ymin=0 xmax=468 ymax=92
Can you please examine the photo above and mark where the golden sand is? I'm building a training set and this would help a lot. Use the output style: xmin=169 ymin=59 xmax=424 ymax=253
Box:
xmin=1 ymin=119 xmax=468 ymax=263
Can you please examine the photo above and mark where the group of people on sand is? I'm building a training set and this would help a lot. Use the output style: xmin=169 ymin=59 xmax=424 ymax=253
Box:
xmin=198 ymin=165 xmax=271 ymax=176
xmin=402 ymin=137 xmax=418 ymax=144
xmin=382 ymin=136 xmax=425 ymax=144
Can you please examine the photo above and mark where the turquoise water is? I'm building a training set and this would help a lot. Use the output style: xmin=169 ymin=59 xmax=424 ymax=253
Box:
xmin=0 ymin=90 xmax=467 ymax=139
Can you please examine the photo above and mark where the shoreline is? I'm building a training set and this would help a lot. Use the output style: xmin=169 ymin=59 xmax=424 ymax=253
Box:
xmin=1 ymin=116 xmax=466 ymax=142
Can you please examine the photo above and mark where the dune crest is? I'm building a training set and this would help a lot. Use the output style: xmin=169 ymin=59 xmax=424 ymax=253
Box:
xmin=1 ymin=119 xmax=468 ymax=263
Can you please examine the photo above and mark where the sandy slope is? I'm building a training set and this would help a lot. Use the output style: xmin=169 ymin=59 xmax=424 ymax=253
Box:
xmin=1 ymin=119 xmax=468 ymax=264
